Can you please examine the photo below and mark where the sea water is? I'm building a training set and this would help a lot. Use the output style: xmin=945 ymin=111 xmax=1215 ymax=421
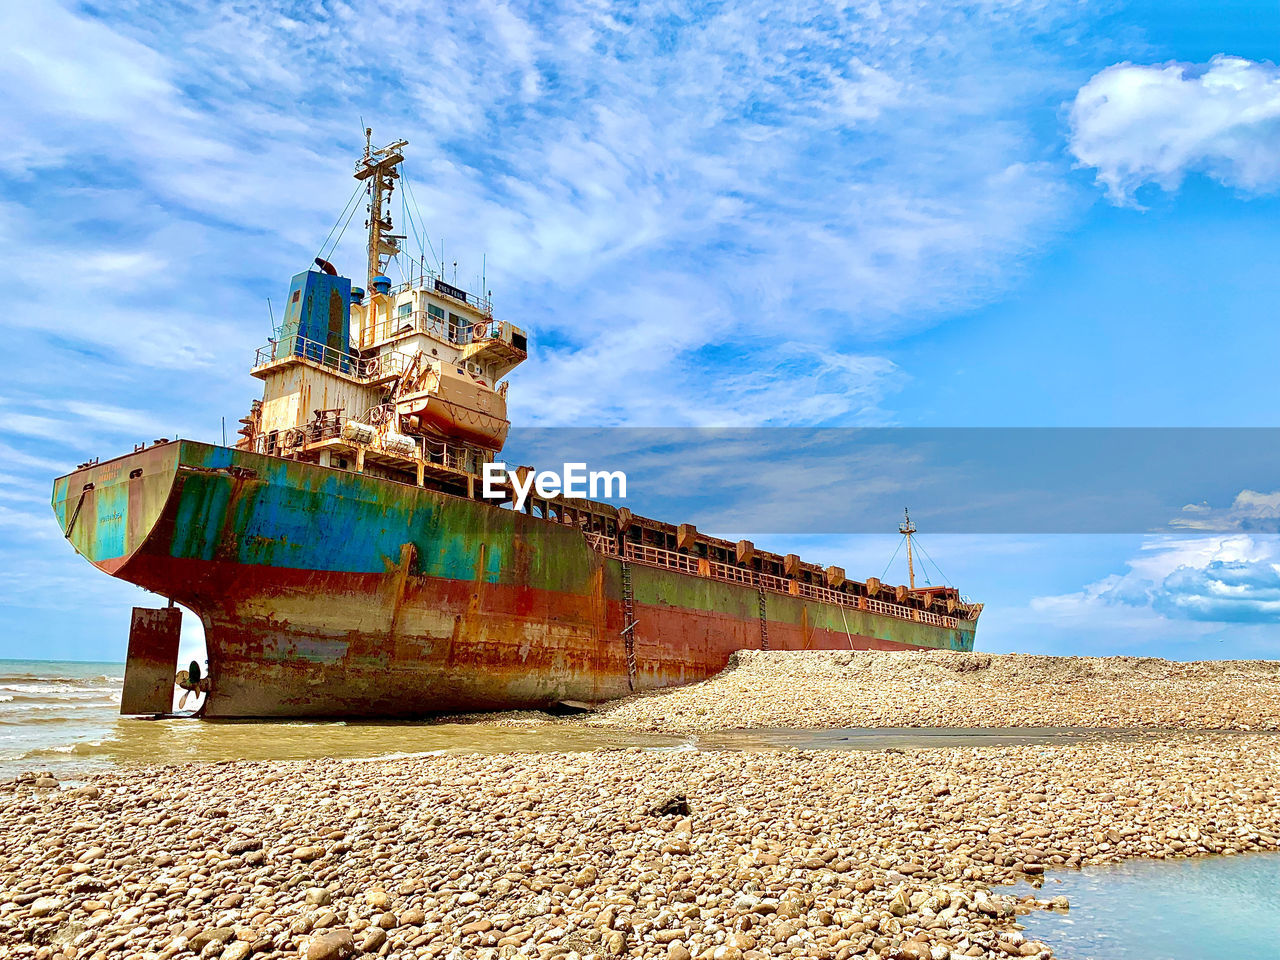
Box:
xmin=0 ymin=659 xmax=1156 ymax=778
xmin=1020 ymin=854 xmax=1280 ymax=959
xmin=0 ymin=659 xmax=125 ymax=777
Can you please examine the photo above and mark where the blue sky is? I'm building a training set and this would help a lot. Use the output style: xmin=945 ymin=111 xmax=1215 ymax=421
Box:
xmin=4 ymin=0 xmax=1280 ymax=661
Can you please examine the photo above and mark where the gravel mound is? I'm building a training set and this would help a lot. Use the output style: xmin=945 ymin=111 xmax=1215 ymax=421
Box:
xmin=586 ymin=650 xmax=1280 ymax=732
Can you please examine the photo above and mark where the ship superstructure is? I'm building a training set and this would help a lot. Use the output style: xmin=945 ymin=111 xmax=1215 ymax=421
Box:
xmin=52 ymin=133 xmax=980 ymax=719
xmin=242 ymin=130 xmax=528 ymax=490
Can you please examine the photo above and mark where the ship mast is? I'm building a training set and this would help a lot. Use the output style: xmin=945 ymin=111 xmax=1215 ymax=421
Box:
xmin=354 ymin=128 xmax=408 ymax=287
xmin=900 ymin=507 xmax=916 ymax=590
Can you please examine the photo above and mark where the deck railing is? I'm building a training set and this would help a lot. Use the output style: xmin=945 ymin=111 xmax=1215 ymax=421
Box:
xmin=591 ymin=538 xmax=961 ymax=627
xmin=363 ymin=310 xmax=484 ymax=349
xmin=386 ymin=272 xmax=494 ymax=316
xmin=251 ymin=335 xmax=412 ymax=381
xmin=253 ymin=335 xmax=362 ymax=374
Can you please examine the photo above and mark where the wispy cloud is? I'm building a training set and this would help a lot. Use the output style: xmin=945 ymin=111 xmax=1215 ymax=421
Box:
xmin=1070 ymin=55 xmax=1280 ymax=205
xmin=2 ymin=0 xmax=1087 ymax=423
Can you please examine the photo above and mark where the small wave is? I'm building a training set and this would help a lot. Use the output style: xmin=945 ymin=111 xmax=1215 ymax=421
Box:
xmin=1 ymin=690 xmax=121 ymax=700
xmin=0 ymin=682 xmax=122 ymax=694
xmin=0 ymin=700 xmax=115 ymax=711
xmin=0 ymin=714 xmax=106 ymax=726
xmin=353 ymin=749 xmax=448 ymax=762
xmin=0 ymin=696 xmax=11 ymax=703
xmin=18 ymin=741 xmax=105 ymax=759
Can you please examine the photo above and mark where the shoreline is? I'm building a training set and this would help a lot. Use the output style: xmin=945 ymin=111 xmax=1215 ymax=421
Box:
xmin=4 ymin=733 xmax=1279 ymax=960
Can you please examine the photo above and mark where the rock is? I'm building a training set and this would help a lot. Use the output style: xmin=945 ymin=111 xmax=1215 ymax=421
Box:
xmin=0 ymin=676 xmax=1277 ymax=960
xmin=29 ymin=897 xmax=62 ymax=917
xmin=889 ymin=889 xmax=910 ymax=917
xmin=34 ymin=777 xmax=59 ymax=789
xmin=648 ymin=793 xmax=691 ymax=817
xmin=771 ymin=920 xmax=799 ymax=940
xmin=293 ymin=846 xmax=325 ymax=862
xmin=51 ymin=921 xmax=84 ymax=946
xmin=306 ymin=929 xmax=356 ymax=960
xmin=602 ymin=930 xmax=627 ymax=955
xmin=563 ymin=930 xmax=601 ymax=953
xmin=189 ymin=928 xmax=235 ymax=952
xmin=361 ymin=927 xmax=386 ymax=952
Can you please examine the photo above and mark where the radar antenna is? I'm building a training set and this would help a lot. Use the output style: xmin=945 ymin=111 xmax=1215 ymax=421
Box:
xmin=899 ymin=507 xmax=917 ymax=590
xmin=354 ymin=129 xmax=409 ymax=287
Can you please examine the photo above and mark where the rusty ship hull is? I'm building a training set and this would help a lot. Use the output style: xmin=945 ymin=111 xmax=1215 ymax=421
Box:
xmin=52 ymin=440 xmax=976 ymax=718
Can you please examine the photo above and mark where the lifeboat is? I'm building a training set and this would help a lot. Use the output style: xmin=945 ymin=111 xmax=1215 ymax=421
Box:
xmin=396 ymin=362 xmax=509 ymax=449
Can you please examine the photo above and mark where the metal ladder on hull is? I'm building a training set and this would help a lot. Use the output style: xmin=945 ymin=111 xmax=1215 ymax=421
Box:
xmin=758 ymin=587 xmax=769 ymax=650
xmin=621 ymin=560 xmax=638 ymax=690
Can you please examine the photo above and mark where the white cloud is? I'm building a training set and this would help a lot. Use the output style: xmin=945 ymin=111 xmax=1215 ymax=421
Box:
xmin=1033 ymin=530 xmax=1280 ymax=626
xmin=1172 ymin=488 xmax=1280 ymax=531
xmin=1070 ymin=55 xmax=1280 ymax=205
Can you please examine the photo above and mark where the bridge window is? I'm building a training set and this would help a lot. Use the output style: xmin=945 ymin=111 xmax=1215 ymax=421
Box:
xmin=449 ymin=313 xmax=472 ymax=344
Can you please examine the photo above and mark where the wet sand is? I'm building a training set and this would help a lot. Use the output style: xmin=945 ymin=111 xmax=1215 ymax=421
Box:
xmin=5 ymin=711 xmax=1165 ymax=781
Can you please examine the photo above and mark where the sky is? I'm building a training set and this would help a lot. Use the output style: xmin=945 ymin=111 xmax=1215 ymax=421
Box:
xmin=3 ymin=0 xmax=1280 ymax=662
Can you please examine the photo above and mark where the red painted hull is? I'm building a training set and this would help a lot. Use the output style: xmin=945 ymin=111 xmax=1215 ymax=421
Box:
xmin=122 ymin=554 xmax=918 ymax=717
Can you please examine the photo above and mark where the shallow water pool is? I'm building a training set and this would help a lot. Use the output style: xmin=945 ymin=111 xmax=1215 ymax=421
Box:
xmin=1020 ymin=854 xmax=1280 ymax=959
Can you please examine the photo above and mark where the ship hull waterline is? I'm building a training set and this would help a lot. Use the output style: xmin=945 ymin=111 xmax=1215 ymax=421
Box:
xmin=52 ymin=441 xmax=977 ymax=719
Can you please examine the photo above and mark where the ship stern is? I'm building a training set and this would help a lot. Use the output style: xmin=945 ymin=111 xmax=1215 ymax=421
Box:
xmin=51 ymin=442 xmax=184 ymax=576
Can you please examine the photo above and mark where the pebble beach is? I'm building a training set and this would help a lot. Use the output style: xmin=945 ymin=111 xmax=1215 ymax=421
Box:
xmin=3 ymin=652 xmax=1279 ymax=960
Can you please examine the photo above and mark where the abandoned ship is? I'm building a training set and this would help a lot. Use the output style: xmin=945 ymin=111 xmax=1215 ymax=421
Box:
xmin=51 ymin=132 xmax=981 ymax=718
